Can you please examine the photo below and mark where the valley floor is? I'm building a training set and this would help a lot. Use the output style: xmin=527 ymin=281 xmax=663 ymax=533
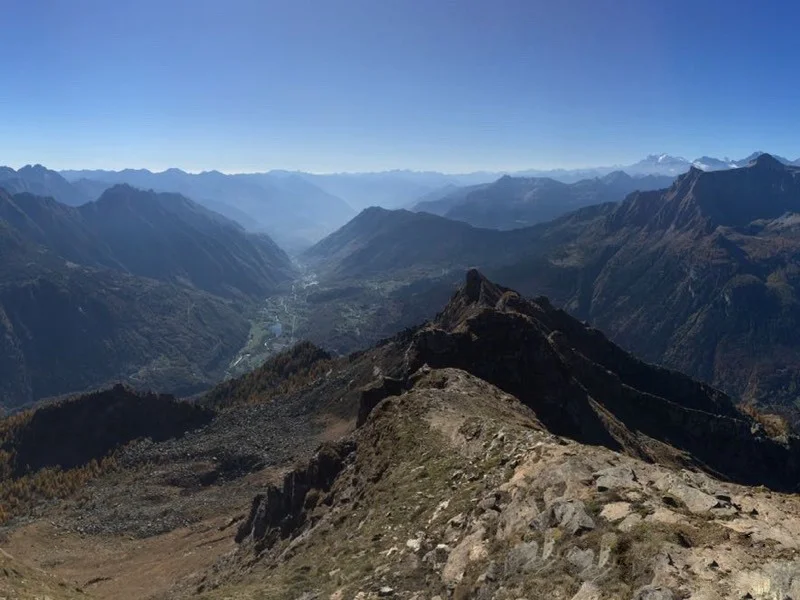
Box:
xmin=225 ymin=267 xmax=455 ymax=379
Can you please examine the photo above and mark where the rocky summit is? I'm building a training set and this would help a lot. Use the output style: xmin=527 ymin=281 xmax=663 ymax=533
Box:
xmin=3 ymin=271 xmax=800 ymax=600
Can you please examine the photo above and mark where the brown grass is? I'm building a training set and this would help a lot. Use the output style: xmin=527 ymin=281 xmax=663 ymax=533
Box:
xmin=0 ymin=455 xmax=118 ymax=524
xmin=740 ymin=402 xmax=791 ymax=438
xmin=0 ymin=404 xmax=121 ymax=524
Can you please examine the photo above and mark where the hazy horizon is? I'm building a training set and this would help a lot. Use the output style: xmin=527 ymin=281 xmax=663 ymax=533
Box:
xmin=4 ymin=149 xmax=794 ymax=177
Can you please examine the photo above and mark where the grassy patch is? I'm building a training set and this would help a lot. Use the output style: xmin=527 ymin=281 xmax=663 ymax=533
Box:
xmin=201 ymin=396 xmax=487 ymax=599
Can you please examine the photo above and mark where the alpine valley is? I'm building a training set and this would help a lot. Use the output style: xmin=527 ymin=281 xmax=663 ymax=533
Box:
xmin=5 ymin=152 xmax=800 ymax=600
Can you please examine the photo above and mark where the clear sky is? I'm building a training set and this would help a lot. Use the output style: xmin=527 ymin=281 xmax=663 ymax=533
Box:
xmin=2 ymin=0 xmax=799 ymax=173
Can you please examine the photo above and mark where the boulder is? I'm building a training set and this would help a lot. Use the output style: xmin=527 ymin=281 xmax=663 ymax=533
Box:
xmin=504 ymin=541 xmax=540 ymax=575
xmin=534 ymin=499 xmax=596 ymax=535
xmin=632 ymin=586 xmax=674 ymax=600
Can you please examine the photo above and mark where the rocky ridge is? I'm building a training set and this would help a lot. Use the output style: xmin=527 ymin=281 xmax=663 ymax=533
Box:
xmin=189 ymin=271 xmax=800 ymax=599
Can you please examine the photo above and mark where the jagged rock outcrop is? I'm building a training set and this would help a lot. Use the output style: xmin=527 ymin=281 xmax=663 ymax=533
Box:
xmin=357 ymin=376 xmax=408 ymax=427
xmin=235 ymin=439 xmax=356 ymax=550
xmin=399 ymin=270 xmax=800 ymax=491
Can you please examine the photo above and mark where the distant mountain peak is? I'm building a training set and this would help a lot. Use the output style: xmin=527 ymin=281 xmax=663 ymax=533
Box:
xmin=600 ymin=170 xmax=633 ymax=184
xmin=686 ymin=164 xmax=704 ymax=176
xmin=360 ymin=205 xmax=392 ymax=216
xmin=692 ymin=156 xmax=737 ymax=171
xmin=0 ymin=163 xmax=90 ymax=206
xmin=750 ymin=152 xmax=786 ymax=170
xmin=104 ymin=182 xmax=138 ymax=193
xmin=93 ymin=183 xmax=159 ymax=206
xmin=618 ymin=151 xmax=800 ymax=233
xmin=463 ymin=268 xmax=505 ymax=305
xmin=626 ymin=154 xmax=692 ymax=177
xmin=741 ymin=151 xmax=766 ymax=162
xmin=643 ymin=153 xmax=688 ymax=164
xmin=20 ymin=163 xmax=49 ymax=172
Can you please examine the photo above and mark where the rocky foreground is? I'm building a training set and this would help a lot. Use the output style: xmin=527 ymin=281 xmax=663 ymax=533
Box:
xmin=187 ymin=272 xmax=800 ymax=599
xmin=196 ymin=366 xmax=800 ymax=599
xmin=5 ymin=270 xmax=800 ymax=599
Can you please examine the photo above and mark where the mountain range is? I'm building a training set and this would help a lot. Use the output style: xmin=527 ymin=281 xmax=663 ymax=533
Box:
xmin=4 ymin=149 xmax=800 ymax=414
xmin=6 ymin=150 xmax=800 ymax=598
xmin=302 ymin=154 xmax=800 ymax=422
xmin=588 ymin=151 xmax=800 ymax=177
xmin=412 ymin=171 xmax=675 ymax=229
xmin=0 ymin=185 xmax=294 ymax=408
xmin=58 ymin=168 xmax=357 ymax=252
xmin=1 ymin=150 xmax=796 ymax=252
xmin=0 ymin=164 xmax=90 ymax=206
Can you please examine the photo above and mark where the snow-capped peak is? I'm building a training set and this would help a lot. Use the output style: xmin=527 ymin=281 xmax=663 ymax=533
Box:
xmin=691 ymin=156 xmax=742 ymax=171
xmin=641 ymin=154 xmax=690 ymax=165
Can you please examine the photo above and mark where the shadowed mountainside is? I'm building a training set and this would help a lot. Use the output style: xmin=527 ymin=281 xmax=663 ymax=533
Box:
xmin=414 ymin=171 xmax=674 ymax=230
xmin=59 ymin=168 xmax=356 ymax=250
xmin=305 ymin=155 xmax=800 ymax=419
xmin=0 ymin=184 xmax=295 ymax=299
xmin=0 ymin=185 xmax=296 ymax=409
xmin=2 ymin=385 xmax=213 ymax=476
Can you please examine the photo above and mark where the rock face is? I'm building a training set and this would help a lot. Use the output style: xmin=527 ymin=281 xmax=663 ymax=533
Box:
xmin=403 ymin=270 xmax=800 ymax=491
xmin=235 ymin=439 xmax=355 ymax=549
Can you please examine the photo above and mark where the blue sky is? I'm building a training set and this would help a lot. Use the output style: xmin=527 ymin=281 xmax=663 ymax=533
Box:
xmin=2 ymin=0 xmax=799 ymax=173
